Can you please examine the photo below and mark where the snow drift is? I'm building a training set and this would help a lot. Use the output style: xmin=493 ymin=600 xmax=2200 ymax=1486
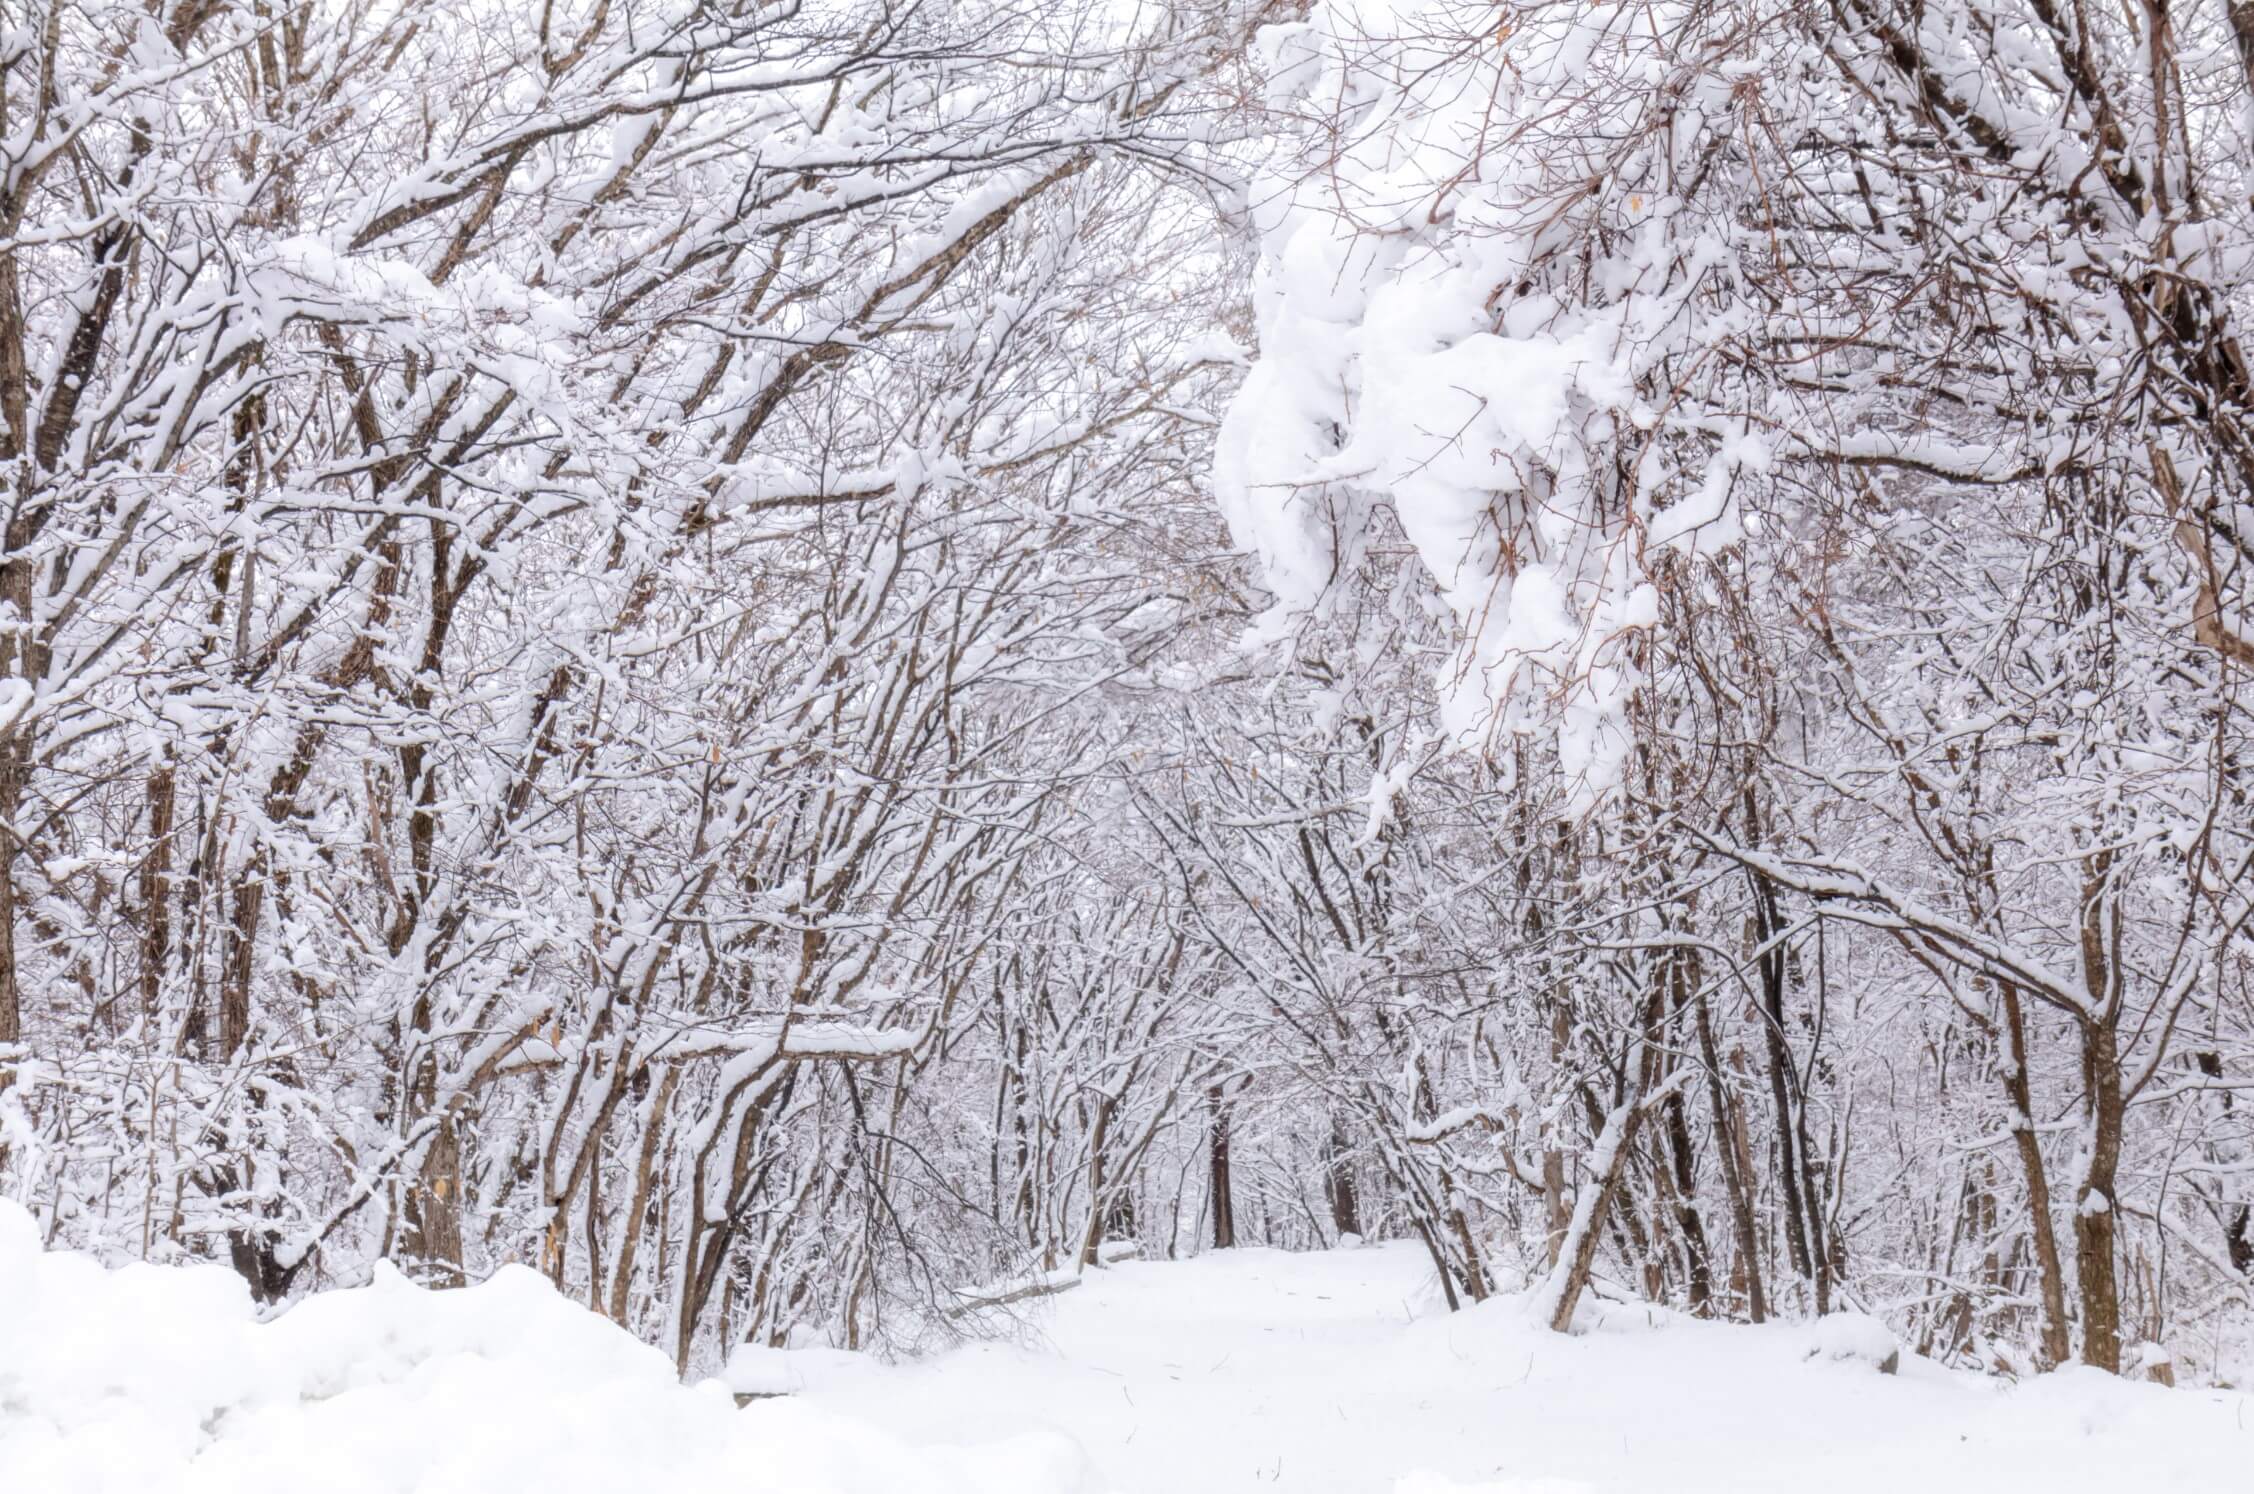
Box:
xmin=0 ymin=1202 xmax=1091 ymax=1494
xmin=7 ymin=1208 xmax=2250 ymax=1493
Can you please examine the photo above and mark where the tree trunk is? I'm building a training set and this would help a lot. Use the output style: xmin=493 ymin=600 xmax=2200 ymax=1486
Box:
xmin=1542 ymin=1005 xmax=1571 ymax=1266
xmin=1207 ymin=1083 xmax=1235 ymax=1249
xmin=402 ymin=1108 xmax=468 ymax=1287
xmin=2074 ymin=1017 xmax=2125 ymax=1372
xmin=1079 ymin=1093 xmax=1115 ymax=1268
xmin=1663 ymin=950 xmax=1712 ymax=1314
xmin=1324 ymin=1114 xmax=1360 ymax=1237
xmin=1538 ymin=1097 xmax=1648 ymax=1333
xmin=1751 ymin=878 xmax=1817 ymax=1292
xmin=1663 ymin=1080 xmax=1714 ymax=1315
xmin=140 ymin=761 xmax=176 ymax=1019
xmin=0 ymin=557 xmax=31 ymax=1068
xmin=0 ymin=751 xmax=19 ymax=1061
xmin=1694 ymin=980 xmax=1766 ymax=1321
xmin=2073 ymin=855 xmax=2125 ymax=1373
xmin=1998 ymin=978 xmax=2072 ymax=1367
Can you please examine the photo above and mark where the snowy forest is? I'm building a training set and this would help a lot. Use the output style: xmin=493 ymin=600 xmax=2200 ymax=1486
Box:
xmin=3 ymin=0 xmax=2253 ymax=1409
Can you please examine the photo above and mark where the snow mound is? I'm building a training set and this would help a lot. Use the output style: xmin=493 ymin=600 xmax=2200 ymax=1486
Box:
xmin=0 ymin=1203 xmax=1093 ymax=1494
xmin=9 ymin=1216 xmax=2251 ymax=1494
xmin=1802 ymin=1311 xmax=1901 ymax=1373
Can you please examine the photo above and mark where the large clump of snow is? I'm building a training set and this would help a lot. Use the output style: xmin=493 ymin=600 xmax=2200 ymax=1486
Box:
xmin=0 ymin=1202 xmax=1090 ymax=1494
xmin=1215 ymin=4 xmax=1740 ymax=802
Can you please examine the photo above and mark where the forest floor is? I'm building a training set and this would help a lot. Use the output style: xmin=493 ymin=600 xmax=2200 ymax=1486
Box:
xmin=5 ymin=1203 xmax=2249 ymax=1492
xmin=766 ymin=1241 xmax=2252 ymax=1493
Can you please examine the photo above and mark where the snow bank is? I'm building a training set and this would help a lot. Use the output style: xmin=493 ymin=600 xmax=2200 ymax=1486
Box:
xmin=9 ymin=1210 xmax=2249 ymax=1494
xmin=1801 ymin=1309 xmax=1901 ymax=1373
xmin=0 ymin=1202 xmax=1093 ymax=1494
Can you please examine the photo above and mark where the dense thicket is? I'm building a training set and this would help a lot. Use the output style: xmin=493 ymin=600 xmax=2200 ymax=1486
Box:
xmin=2 ymin=0 xmax=2248 ymax=1386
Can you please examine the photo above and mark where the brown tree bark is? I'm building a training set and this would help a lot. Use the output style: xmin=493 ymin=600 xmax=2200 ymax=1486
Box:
xmin=1663 ymin=1080 xmax=1714 ymax=1316
xmin=2073 ymin=858 xmax=2125 ymax=1373
xmin=1694 ymin=978 xmax=1766 ymax=1321
xmin=1544 ymin=1097 xmax=1649 ymax=1333
xmin=1998 ymin=978 xmax=2072 ymax=1367
xmin=1750 ymin=872 xmax=1817 ymax=1293
xmin=1207 ymin=1083 xmax=1235 ymax=1249
xmin=0 ymin=561 xmax=33 ymax=1065
xmin=402 ymin=1109 xmax=468 ymax=1288
xmin=1542 ymin=1004 xmax=1571 ymax=1266
xmin=1324 ymin=1114 xmax=1361 ymax=1237
xmin=1662 ymin=949 xmax=1713 ymax=1314
xmin=140 ymin=762 xmax=176 ymax=1019
xmin=2074 ymin=1017 xmax=2126 ymax=1372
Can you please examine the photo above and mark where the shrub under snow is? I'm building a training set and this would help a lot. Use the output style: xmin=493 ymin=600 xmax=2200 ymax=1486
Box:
xmin=0 ymin=1203 xmax=1091 ymax=1494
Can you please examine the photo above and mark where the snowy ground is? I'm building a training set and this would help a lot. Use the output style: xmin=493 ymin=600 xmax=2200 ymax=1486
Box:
xmin=768 ymin=1244 xmax=2251 ymax=1494
xmin=4 ymin=1202 xmax=2247 ymax=1493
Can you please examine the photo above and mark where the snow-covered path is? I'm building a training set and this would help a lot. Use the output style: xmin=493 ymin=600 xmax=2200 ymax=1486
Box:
xmin=777 ymin=1243 xmax=2250 ymax=1494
